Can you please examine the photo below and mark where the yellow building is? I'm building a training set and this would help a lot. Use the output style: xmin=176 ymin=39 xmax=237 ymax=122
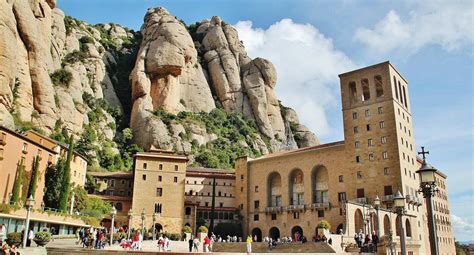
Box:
xmin=234 ymin=61 xmax=455 ymax=255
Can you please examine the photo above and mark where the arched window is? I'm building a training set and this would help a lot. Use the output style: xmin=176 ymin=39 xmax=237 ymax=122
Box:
xmin=312 ymin=165 xmax=329 ymax=203
xmin=185 ymin=207 xmax=192 ymax=215
xmin=361 ymin=79 xmax=370 ymax=101
xmin=354 ymin=209 xmax=364 ymax=233
xmin=349 ymin=81 xmax=357 ymax=103
xmin=383 ymin=215 xmax=390 ymax=236
xmin=374 ymin=75 xmax=384 ymax=97
xmin=393 ymin=76 xmax=399 ymax=99
xmin=289 ymin=169 xmax=304 ymax=205
xmin=402 ymin=86 xmax=408 ymax=108
xmin=268 ymin=172 xmax=282 ymax=207
xmin=395 ymin=215 xmax=401 ymax=236
xmin=115 ymin=202 xmax=123 ymax=211
xmin=406 ymin=219 xmax=412 ymax=237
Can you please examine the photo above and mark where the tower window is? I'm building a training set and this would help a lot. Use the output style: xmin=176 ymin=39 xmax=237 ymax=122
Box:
xmin=368 ymin=153 xmax=375 ymax=161
xmin=384 ymin=167 xmax=389 ymax=176
xmin=355 ymin=141 xmax=360 ymax=148
xmin=368 ymin=139 xmax=373 ymax=146
xmin=255 ymin=186 xmax=259 ymax=192
xmin=339 ymin=175 xmax=344 ymax=183
xmin=156 ymin=188 xmax=163 ymax=197
xmin=356 ymin=156 xmax=361 ymax=163
xmin=154 ymin=203 xmax=162 ymax=213
xmin=382 ymin=151 xmax=388 ymax=159
xmin=158 ymin=176 xmax=162 ymax=182
xmin=349 ymin=81 xmax=357 ymax=103
xmin=143 ymin=163 xmax=147 ymax=169
xmin=402 ymin=86 xmax=408 ymax=108
xmin=366 ymin=124 xmax=372 ymax=131
xmin=361 ymin=79 xmax=370 ymax=101
xmin=379 ymin=121 xmax=385 ymax=129
xmin=365 ymin=109 xmax=370 ymax=117
xmin=352 ymin=112 xmax=358 ymax=119
xmin=357 ymin=171 xmax=362 ymax=179
xmin=378 ymin=106 xmax=383 ymax=114
xmin=375 ymin=75 xmax=384 ymax=97
xmin=393 ymin=76 xmax=399 ymax=99
xmin=174 ymin=177 xmax=178 ymax=183
xmin=254 ymin=214 xmax=259 ymax=221
xmin=381 ymin=136 xmax=387 ymax=144
xmin=159 ymin=164 xmax=163 ymax=170
xmin=175 ymin=165 xmax=179 ymax=171
xmin=398 ymin=81 xmax=404 ymax=105
xmin=142 ymin=174 xmax=147 ymax=181
xmin=354 ymin=126 xmax=359 ymax=134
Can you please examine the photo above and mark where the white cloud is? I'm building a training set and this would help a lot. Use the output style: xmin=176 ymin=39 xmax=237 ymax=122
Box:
xmin=354 ymin=1 xmax=473 ymax=56
xmin=452 ymin=214 xmax=474 ymax=241
xmin=234 ymin=19 xmax=355 ymax=136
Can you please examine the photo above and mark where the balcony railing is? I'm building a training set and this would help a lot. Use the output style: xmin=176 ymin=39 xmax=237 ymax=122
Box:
xmin=265 ymin=206 xmax=283 ymax=214
xmin=286 ymin=204 xmax=305 ymax=212
xmin=355 ymin=197 xmax=367 ymax=204
xmin=381 ymin=195 xmax=394 ymax=202
xmin=406 ymin=195 xmax=423 ymax=206
xmin=310 ymin=202 xmax=330 ymax=210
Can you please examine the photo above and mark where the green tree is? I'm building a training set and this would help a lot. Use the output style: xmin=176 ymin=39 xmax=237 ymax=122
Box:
xmin=59 ymin=136 xmax=74 ymax=211
xmin=27 ymin=155 xmax=42 ymax=198
xmin=10 ymin=158 xmax=25 ymax=204
xmin=43 ymin=160 xmax=63 ymax=209
xmin=84 ymin=174 xmax=99 ymax=193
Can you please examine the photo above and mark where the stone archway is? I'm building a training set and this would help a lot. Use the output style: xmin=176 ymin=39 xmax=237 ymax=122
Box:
xmin=383 ymin=215 xmax=390 ymax=236
xmin=155 ymin=223 xmax=163 ymax=233
xmin=251 ymin=228 xmax=262 ymax=242
xmin=291 ymin=226 xmax=303 ymax=241
xmin=289 ymin=169 xmax=304 ymax=205
xmin=354 ymin=209 xmax=364 ymax=234
xmin=269 ymin=227 xmax=280 ymax=240
xmin=268 ymin=172 xmax=282 ymax=207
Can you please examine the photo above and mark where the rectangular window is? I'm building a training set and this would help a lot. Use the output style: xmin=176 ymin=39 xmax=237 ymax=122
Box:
xmin=240 ymin=175 xmax=244 ymax=180
xmin=254 ymin=200 xmax=260 ymax=209
xmin=271 ymin=213 xmax=277 ymax=220
xmin=154 ymin=203 xmax=162 ymax=213
xmin=384 ymin=167 xmax=389 ymax=176
xmin=382 ymin=151 xmax=388 ymax=159
xmin=175 ymin=165 xmax=179 ymax=171
xmin=378 ymin=107 xmax=383 ymax=114
xmin=22 ymin=143 xmax=28 ymax=152
xmin=365 ymin=109 xmax=370 ymax=117
xmin=156 ymin=188 xmax=163 ymax=196
xmin=356 ymin=156 xmax=361 ymax=163
xmin=174 ymin=177 xmax=178 ymax=183
xmin=255 ymin=186 xmax=259 ymax=192
xmin=338 ymin=175 xmax=344 ymax=183
xmin=293 ymin=212 xmax=299 ymax=219
xmin=159 ymin=164 xmax=163 ymax=170
xmin=142 ymin=174 xmax=146 ymax=181
xmin=240 ymin=187 xmax=244 ymax=192
xmin=357 ymin=188 xmax=365 ymax=198
xmin=110 ymin=179 xmax=115 ymax=187
xmin=318 ymin=210 xmax=325 ymax=217
xmin=353 ymin=126 xmax=359 ymax=134
xmin=143 ymin=163 xmax=147 ymax=169
xmin=379 ymin=121 xmax=385 ymax=129
xmin=357 ymin=171 xmax=362 ymax=179
xmin=338 ymin=192 xmax=346 ymax=202
xmin=355 ymin=141 xmax=360 ymax=148
xmin=384 ymin=185 xmax=393 ymax=196
xmin=220 ymin=202 xmax=224 ymax=208
xmin=366 ymin=124 xmax=372 ymax=131
xmin=352 ymin=112 xmax=358 ymax=119
xmin=381 ymin=136 xmax=387 ymax=144
xmin=368 ymin=153 xmax=374 ymax=161
xmin=254 ymin=214 xmax=259 ymax=221
xmin=158 ymin=176 xmax=162 ymax=182
xmin=205 ymin=202 xmax=209 ymax=207
xmin=368 ymin=139 xmax=373 ymax=146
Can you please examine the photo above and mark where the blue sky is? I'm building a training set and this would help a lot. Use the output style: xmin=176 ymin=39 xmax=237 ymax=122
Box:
xmin=58 ymin=0 xmax=473 ymax=241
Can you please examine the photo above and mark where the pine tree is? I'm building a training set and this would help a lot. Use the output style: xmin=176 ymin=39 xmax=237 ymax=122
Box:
xmin=27 ymin=155 xmax=42 ymax=199
xmin=11 ymin=158 xmax=25 ymax=204
xmin=43 ymin=159 xmax=63 ymax=209
xmin=59 ymin=136 xmax=74 ymax=211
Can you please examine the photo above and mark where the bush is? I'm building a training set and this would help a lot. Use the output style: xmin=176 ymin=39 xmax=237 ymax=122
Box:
xmin=182 ymin=226 xmax=192 ymax=233
xmin=6 ymin=232 xmax=22 ymax=246
xmin=63 ymin=50 xmax=87 ymax=64
xmin=79 ymin=36 xmax=94 ymax=44
xmin=317 ymin=220 xmax=331 ymax=230
xmin=34 ymin=231 xmax=52 ymax=242
xmin=50 ymin=69 xmax=72 ymax=87
xmin=198 ymin=226 xmax=208 ymax=233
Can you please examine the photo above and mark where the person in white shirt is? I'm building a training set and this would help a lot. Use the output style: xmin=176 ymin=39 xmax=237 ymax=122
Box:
xmin=0 ymin=224 xmax=6 ymax=245
xmin=27 ymin=229 xmax=34 ymax=247
xmin=138 ymin=232 xmax=143 ymax=250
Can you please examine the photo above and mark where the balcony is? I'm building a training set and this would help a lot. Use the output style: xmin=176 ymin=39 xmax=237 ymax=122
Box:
xmin=355 ymin=197 xmax=367 ymax=204
xmin=287 ymin=204 xmax=305 ymax=212
xmin=381 ymin=195 xmax=394 ymax=202
xmin=265 ymin=206 xmax=283 ymax=214
xmin=310 ymin=202 xmax=330 ymax=210
xmin=406 ymin=195 xmax=423 ymax=206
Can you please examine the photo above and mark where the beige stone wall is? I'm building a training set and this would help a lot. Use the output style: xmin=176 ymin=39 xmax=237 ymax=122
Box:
xmin=131 ymin=152 xmax=187 ymax=233
xmin=432 ymin=172 xmax=455 ymax=254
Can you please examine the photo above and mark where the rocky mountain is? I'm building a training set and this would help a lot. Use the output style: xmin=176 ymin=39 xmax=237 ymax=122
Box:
xmin=0 ymin=2 xmax=319 ymax=169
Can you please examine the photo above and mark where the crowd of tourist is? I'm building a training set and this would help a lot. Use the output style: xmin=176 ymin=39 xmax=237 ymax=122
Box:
xmin=354 ymin=229 xmax=379 ymax=252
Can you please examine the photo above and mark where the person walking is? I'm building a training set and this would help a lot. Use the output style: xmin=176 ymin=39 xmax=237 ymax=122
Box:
xmin=246 ymin=235 xmax=253 ymax=253
xmin=193 ymin=236 xmax=200 ymax=252
xmin=132 ymin=232 xmax=139 ymax=250
xmin=203 ymin=235 xmax=210 ymax=252
xmin=188 ymin=235 xmax=193 ymax=252
xmin=27 ymin=229 xmax=34 ymax=247
xmin=372 ymin=231 xmax=379 ymax=252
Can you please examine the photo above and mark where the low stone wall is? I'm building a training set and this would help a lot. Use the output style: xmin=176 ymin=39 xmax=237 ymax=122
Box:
xmin=46 ymin=247 xmax=196 ymax=255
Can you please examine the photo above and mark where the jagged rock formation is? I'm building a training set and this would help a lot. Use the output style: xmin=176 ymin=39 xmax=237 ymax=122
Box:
xmin=0 ymin=3 xmax=319 ymax=168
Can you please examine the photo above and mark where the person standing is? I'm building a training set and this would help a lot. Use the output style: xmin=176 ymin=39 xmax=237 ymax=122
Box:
xmin=138 ymin=231 xmax=143 ymax=251
xmin=27 ymin=229 xmax=34 ymax=247
xmin=193 ymin=236 xmax=200 ymax=252
xmin=372 ymin=231 xmax=379 ymax=252
xmin=246 ymin=235 xmax=253 ymax=253
xmin=132 ymin=232 xmax=139 ymax=250
xmin=188 ymin=235 xmax=193 ymax=252
xmin=203 ymin=235 xmax=210 ymax=252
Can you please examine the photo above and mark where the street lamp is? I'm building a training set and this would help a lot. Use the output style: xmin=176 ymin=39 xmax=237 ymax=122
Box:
xmin=152 ymin=213 xmax=157 ymax=241
xmin=373 ymin=196 xmax=381 ymax=236
xmin=416 ymin=146 xmax=439 ymax=255
xmin=110 ymin=205 xmax=117 ymax=247
xmin=393 ymin=191 xmax=407 ymax=255
xmin=22 ymin=195 xmax=35 ymax=248
xmin=141 ymin=208 xmax=146 ymax=238
xmin=127 ymin=208 xmax=133 ymax=240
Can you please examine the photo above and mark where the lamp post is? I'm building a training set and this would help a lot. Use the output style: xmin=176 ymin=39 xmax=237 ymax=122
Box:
xmin=127 ymin=208 xmax=133 ymax=240
xmin=152 ymin=213 xmax=157 ymax=241
xmin=416 ymin=146 xmax=439 ymax=255
xmin=141 ymin=208 xmax=146 ymax=238
xmin=393 ymin=191 xmax=407 ymax=255
xmin=22 ymin=195 xmax=35 ymax=248
xmin=109 ymin=205 xmax=117 ymax=247
xmin=374 ymin=196 xmax=381 ymax=236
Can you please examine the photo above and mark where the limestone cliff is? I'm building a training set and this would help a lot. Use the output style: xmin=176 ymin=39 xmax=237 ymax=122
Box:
xmin=0 ymin=3 xmax=319 ymax=169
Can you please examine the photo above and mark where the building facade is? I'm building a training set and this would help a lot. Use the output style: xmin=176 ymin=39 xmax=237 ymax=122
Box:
xmin=234 ymin=62 xmax=455 ymax=255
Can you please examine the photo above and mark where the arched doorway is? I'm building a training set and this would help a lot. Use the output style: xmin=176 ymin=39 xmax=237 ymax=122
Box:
xmin=354 ymin=209 xmax=364 ymax=234
xmin=251 ymin=228 xmax=262 ymax=242
xmin=291 ymin=226 xmax=303 ymax=241
xmin=289 ymin=169 xmax=304 ymax=205
xmin=383 ymin=215 xmax=390 ymax=236
xmin=155 ymin=223 xmax=163 ymax=233
xmin=336 ymin=224 xmax=344 ymax=235
xmin=405 ymin=219 xmax=412 ymax=237
xmin=312 ymin=165 xmax=329 ymax=203
xmin=268 ymin=172 xmax=282 ymax=207
xmin=269 ymin=227 xmax=280 ymax=240
xmin=395 ymin=215 xmax=401 ymax=236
